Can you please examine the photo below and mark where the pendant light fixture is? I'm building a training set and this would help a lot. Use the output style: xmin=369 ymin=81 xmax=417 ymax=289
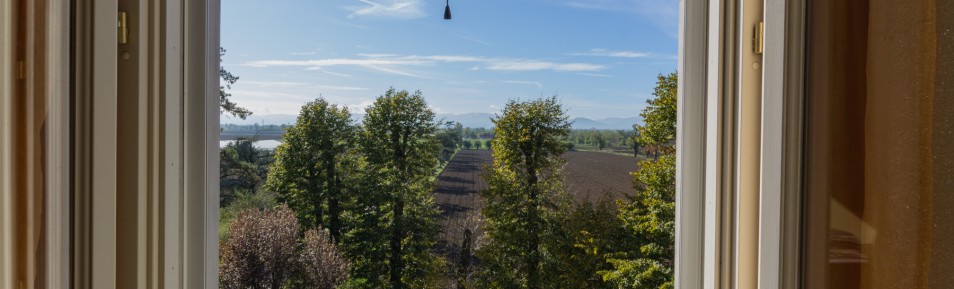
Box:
xmin=443 ymin=0 xmax=452 ymax=20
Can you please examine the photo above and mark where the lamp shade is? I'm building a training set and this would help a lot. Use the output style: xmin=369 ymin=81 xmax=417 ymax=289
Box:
xmin=443 ymin=0 xmax=452 ymax=19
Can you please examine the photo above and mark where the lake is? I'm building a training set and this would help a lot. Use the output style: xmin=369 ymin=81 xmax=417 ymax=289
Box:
xmin=219 ymin=139 xmax=281 ymax=150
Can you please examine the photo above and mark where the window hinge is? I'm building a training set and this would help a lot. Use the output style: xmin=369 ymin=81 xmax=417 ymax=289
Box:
xmin=118 ymin=11 xmax=128 ymax=44
xmin=17 ymin=60 xmax=24 ymax=80
xmin=753 ymin=21 xmax=764 ymax=54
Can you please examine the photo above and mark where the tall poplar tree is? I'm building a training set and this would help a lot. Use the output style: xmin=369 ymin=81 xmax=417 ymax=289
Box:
xmin=265 ymin=98 xmax=356 ymax=242
xmin=477 ymin=96 xmax=572 ymax=289
xmin=346 ymin=88 xmax=443 ymax=289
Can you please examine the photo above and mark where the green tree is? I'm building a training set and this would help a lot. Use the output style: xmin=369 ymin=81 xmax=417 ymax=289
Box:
xmin=595 ymin=133 xmax=607 ymax=151
xmin=477 ymin=96 xmax=572 ymax=289
xmin=550 ymin=199 xmax=636 ymax=289
xmin=635 ymin=73 xmax=677 ymax=154
xmin=348 ymin=88 xmax=443 ymax=289
xmin=463 ymin=139 xmax=473 ymax=150
xmin=220 ymin=138 xmax=273 ymax=206
xmin=220 ymin=48 xmax=251 ymax=119
xmin=602 ymin=156 xmax=675 ymax=289
xmin=473 ymin=139 xmax=482 ymax=150
xmin=437 ymin=122 xmax=464 ymax=164
xmin=265 ymin=98 xmax=356 ymax=242
xmin=484 ymin=139 xmax=492 ymax=150
xmin=602 ymin=72 xmax=677 ymax=289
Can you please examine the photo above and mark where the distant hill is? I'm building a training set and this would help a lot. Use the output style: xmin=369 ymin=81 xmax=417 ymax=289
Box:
xmin=438 ymin=113 xmax=496 ymax=128
xmin=569 ymin=117 xmax=640 ymax=130
xmin=223 ymin=113 xmax=640 ymax=130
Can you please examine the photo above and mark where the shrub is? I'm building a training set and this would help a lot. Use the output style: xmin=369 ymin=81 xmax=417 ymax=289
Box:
xmin=295 ymin=229 xmax=351 ymax=289
xmin=220 ymin=205 xmax=299 ymax=289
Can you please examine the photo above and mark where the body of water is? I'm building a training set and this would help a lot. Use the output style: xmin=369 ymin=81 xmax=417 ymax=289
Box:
xmin=219 ymin=139 xmax=281 ymax=150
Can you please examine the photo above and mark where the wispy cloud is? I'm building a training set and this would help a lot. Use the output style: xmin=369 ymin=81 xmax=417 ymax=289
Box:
xmin=571 ymin=48 xmax=652 ymax=58
xmin=246 ymin=54 xmax=607 ymax=75
xmin=347 ymin=0 xmax=426 ymax=20
xmin=320 ymin=70 xmax=353 ymax=77
xmin=315 ymin=85 xmax=368 ymax=91
xmin=458 ymin=35 xmax=491 ymax=46
xmin=485 ymin=61 xmax=604 ymax=72
xmin=246 ymin=81 xmax=307 ymax=87
xmin=501 ymin=80 xmax=544 ymax=89
xmin=290 ymin=51 xmax=318 ymax=56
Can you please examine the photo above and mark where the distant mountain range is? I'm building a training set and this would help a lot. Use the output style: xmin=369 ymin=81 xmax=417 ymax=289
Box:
xmin=222 ymin=113 xmax=641 ymax=130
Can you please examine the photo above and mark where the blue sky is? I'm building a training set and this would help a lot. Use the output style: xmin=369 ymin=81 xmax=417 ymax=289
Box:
xmin=221 ymin=0 xmax=678 ymax=121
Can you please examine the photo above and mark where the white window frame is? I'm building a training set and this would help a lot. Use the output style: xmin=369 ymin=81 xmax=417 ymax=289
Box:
xmin=67 ymin=0 xmax=221 ymax=287
xmin=677 ymin=0 xmax=805 ymax=287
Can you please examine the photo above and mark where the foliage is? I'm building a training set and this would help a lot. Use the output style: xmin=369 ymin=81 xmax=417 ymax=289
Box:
xmin=345 ymin=88 xmax=444 ymax=289
xmin=635 ymin=73 xmax=677 ymax=154
xmin=603 ymin=71 xmax=677 ymax=289
xmin=463 ymin=139 xmax=473 ymax=150
xmin=437 ymin=122 xmax=464 ymax=166
xmin=549 ymin=198 xmax=636 ymax=289
xmin=265 ymin=98 xmax=357 ymax=241
xmin=220 ymin=205 xmax=300 ymax=289
xmin=220 ymin=138 xmax=274 ymax=206
xmin=477 ymin=96 xmax=572 ymax=289
xmin=484 ymin=139 xmax=492 ymax=150
xmin=220 ymin=205 xmax=353 ymax=289
xmin=220 ymin=190 xmax=279 ymax=239
xmin=565 ymin=129 xmax=638 ymax=153
xmin=595 ymin=133 xmax=607 ymax=151
xmin=472 ymin=139 xmax=482 ymax=150
xmin=601 ymin=156 xmax=675 ymax=289
xmin=220 ymin=47 xmax=252 ymax=119
xmin=294 ymin=228 xmax=352 ymax=289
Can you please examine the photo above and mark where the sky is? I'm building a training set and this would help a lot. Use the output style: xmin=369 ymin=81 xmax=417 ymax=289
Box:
xmin=220 ymin=0 xmax=678 ymax=122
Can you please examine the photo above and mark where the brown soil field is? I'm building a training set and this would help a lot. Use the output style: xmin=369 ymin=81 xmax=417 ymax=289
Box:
xmin=433 ymin=149 xmax=640 ymax=270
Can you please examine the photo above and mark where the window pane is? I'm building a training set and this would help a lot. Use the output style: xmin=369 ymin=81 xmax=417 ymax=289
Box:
xmin=803 ymin=0 xmax=953 ymax=288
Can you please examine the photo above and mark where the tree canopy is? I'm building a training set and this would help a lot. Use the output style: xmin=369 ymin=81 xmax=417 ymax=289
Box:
xmin=345 ymin=88 xmax=444 ymax=289
xmin=265 ymin=98 xmax=357 ymax=241
xmin=477 ymin=96 xmax=572 ymax=289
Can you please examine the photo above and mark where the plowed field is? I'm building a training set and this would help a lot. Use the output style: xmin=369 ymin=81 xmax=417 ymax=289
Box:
xmin=434 ymin=149 xmax=640 ymax=265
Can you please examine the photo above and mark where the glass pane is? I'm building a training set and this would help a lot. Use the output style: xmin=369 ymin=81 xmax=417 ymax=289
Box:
xmin=803 ymin=0 xmax=953 ymax=288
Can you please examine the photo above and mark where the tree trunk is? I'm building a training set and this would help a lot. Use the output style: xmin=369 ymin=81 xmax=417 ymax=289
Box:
xmin=526 ymin=161 xmax=540 ymax=289
xmin=328 ymin=166 xmax=341 ymax=243
xmin=390 ymin=199 xmax=405 ymax=289
xmin=311 ymin=171 xmax=323 ymax=230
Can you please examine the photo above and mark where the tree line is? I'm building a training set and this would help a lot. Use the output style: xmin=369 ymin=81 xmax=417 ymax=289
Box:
xmin=218 ymin=72 xmax=678 ymax=289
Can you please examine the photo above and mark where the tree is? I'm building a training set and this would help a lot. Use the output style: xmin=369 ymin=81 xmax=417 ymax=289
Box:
xmin=437 ymin=122 xmax=464 ymax=164
xmin=348 ymin=88 xmax=443 ymax=289
xmin=550 ymin=199 xmax=636 ymax=289
xmin=484 ymin=139 xmax=492 ymax=150
xmin=628 ymin=126 xmax=642 ymax=157
xmin=220 ymin=47 xmax=252 ymax=119
xmin=463 ymin=139 xmax=473 ymax=150
xmin=635 ymin=73 xmax=677 ymax=154
xmin=602 ymin=156 xmax=675 ymax=289
xmin=477 ymin=96 xmax=572 ymax=289
xmin=595 ymin=133 xmax=607 ymax=151
xmin=602 ymin=72 xmax=677 ymax=289
xmin=220 ymin=138 xmax=274 ymax=206
xmin=265 ymin=98 xmax=357 ymax=242
xmin=473 ymin=139 xmax=482 ymax=150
